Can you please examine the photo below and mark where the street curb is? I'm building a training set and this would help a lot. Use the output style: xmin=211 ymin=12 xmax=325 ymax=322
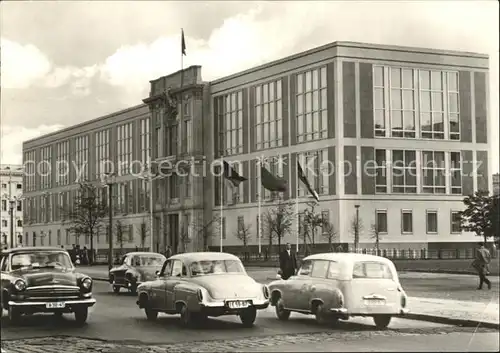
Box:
xmin=404 ymin=313 xmax=500 ymax=330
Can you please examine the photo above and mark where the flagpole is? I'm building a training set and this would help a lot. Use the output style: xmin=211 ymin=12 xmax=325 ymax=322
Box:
xmin=296 ymin=196 xmax=299 ymax=253
xmin=258 ymin=159 xmax=262 ymax=254
xmin=220 ymin=160 xmax=224 ymax=252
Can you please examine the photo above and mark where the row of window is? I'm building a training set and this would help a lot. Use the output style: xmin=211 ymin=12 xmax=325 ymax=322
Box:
xmin=1 ymin=183 xmax=22 ymax=189
xmin=375 ymin=209 xmax=461 ymax=235
xmin=217 ymin=66 xmax=465 ymax=157
xmin=1 ymin=200 xmax=22 ymax=212
xmin=1 ymin=219 xmax=23 ymax=227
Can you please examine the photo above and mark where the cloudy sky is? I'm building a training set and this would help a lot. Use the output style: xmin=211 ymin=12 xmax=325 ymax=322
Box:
xmin=1 ymin=1 xmax=498 ymax=172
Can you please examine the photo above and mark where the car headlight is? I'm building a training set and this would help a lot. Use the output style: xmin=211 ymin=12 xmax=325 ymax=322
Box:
xmin=14 ymin=279 xmax=26 ymax=291
xmin=82 ymin=277 xmax=92 ymax=289
xmin=262 ymin=285 xmax=270 ymax=299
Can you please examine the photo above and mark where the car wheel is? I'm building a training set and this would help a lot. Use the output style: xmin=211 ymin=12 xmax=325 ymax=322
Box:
xmin=314 ymin=303 xmax=328 ymax=325
xmin=179 ymin=304 xmax=193 ymax=328
xmin=275 ymin=299 xmax=291 ymax=321
xmin=8 ymin=306 xmax=21 ymax=324
xmin=373 ymin=315 xmax=391 ymax=329
xmin=74 ymin=306 xmax=88 ymax=326
xmin=239 ymin=307 xmax=257 ymax=327
xmin=112 ymin=285 xmax=120 ymax=293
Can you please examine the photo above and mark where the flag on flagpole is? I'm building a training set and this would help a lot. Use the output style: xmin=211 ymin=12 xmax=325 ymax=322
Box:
xmin=223 ymin=161 xmax=247 ymax=187
xmin=297 ymin=161 xmax=319 ymax=202
xmin=260 ymin=166 xmax=287 ymax=192
xmin=181 ymin=29 xmax=186 ymax=56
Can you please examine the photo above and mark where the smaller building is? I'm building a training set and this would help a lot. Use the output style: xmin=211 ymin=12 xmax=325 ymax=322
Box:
xmin=0 ymin=165 xmax=24 ymax=248
xmin=493 ymin=173 xmax=500 ymax=196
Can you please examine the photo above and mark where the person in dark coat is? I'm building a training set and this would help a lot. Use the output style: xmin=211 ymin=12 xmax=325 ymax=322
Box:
xmin=279 ymin=243 xmax=298 ymax=280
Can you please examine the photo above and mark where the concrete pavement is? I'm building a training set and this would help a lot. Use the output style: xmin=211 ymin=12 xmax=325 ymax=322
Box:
xmin=2 ymin=281 xmax=499 ymax=352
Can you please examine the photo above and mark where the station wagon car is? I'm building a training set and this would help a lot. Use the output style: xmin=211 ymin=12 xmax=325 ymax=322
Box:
xmin=109 ymin=252 xmax=166 ymax=294
xmin=0 ymin=246 xmax=96 ymax=325
xmin=136 ymin=252 xmax=270 ymax=327
xmin=269 ymin=253 xmax=409 ymax=329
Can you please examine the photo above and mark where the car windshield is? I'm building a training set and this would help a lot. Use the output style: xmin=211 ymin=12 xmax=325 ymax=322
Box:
xmin=190 ymin=260 xmax=244 ymax=276
xmin=352 ymin=261 xmax=393 ymax=280
xmin=132 ymin=255 xmax=165 ymax=267
xmin=11 ymin=252 xmax=73 ymax=270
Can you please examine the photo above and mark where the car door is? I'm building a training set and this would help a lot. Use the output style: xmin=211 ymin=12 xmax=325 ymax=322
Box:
xmin=286 ymin=260 xmax=313 ymax=310
xmin=302 ymin=260 xmax=332 ymax=310
xmin=165 ymin=260 xmax=184 ymax=311
xmin=151 ymin=260 xmax=173 ymax=310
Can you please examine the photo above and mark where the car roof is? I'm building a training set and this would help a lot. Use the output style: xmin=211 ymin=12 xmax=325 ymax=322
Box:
xmin=125 ymin=252 xmax=165 ymax=257
xmin=304 ymin=252 xmax=393 ymax=264
xmin=1 ymin=246 xmax=67 ymax=255
xmin=169 ymin=252 xmax=240 ymax=262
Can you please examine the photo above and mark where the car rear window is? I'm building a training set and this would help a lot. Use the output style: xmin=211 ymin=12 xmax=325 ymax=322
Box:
xmin=352 ymin=261 xmax=393 ymax=279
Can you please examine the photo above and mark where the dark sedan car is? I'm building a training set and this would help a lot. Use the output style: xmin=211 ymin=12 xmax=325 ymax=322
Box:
xmin=0 ymin=246 xmax=96 ymax=325
xmin=109 ymin=252 xmax=166 ymax=294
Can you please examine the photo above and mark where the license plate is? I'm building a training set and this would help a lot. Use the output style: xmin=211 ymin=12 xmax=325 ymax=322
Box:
xmin=227 ymin=300 xmax=249 ymax=309
xmin=46 ymin=302 xmax=65 ymax=309
xmin=364 ymin=299 xmax=385 ymax=306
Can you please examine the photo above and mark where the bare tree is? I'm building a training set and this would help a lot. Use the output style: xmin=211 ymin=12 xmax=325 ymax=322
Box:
xmin=115 ymin=220 xmax=124 ymax=254
xmin=371 ymin=222 xmax=382 ymax=253
xmin=179 ymin=222 xmax=192 ymax=253
xmin=350 ymin=215 xmax=363 ymax=252
xmin=235 ymin=219 xmax=252 ymax=261
xmin=62 ymin=182 xmax=108 ymax=264
xmin=136 ymin=218 xmax=149 ymax=251
xmin=263 ymin=199 xmax=294 ymax=253
xmin=193 ymin=216 xmax=220 ymax=251
xmin=302 ymin=202 xmax=324 ymax=252
xmin=322 ymin=221 xmax=338 ymax=251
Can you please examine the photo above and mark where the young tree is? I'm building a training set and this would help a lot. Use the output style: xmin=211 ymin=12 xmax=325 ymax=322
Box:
xmin=235 ymin=219 xmax=252 ymax=261
xmin=460 ymin=191 xmax=498 ymax=243
xmin=193 ymin=216 xmax=220 ymax=251
xmin=321 ymin=221 xmax=337 ymax=251
xmin=179 ymin=223 xmax=192 ymax=253
xmin=371 ymin=222 xmax=382 ymax=253
xmin=302 ymin=202 xmax=324 ymax=251
xmin=263 ymin=199 xmax=294 ymax=253
xmin=350 ymin=215 xmax=363 ymax=252
xmin=62 ymin=182 xmax=108 ymax=264
xmin=115 ymin=220 xmax=124 ymax=254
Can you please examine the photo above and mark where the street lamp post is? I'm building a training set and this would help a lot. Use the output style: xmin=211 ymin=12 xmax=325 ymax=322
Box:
xmin=104 ymin=173 xmax=116 ymax=271
xmin=354 ymin=204 xmax=360 ymax=252
xmin=139 ymin=163 xmax=156 ymax=253
xmin=9 ymin=199 xmax=15 ymax=248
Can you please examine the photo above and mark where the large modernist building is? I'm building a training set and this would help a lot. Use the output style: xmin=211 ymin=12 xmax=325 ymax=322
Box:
xmin=22 ymin=41 xmax=492 ymax=254
xmin=1 ymin=165 xmax=24 ymax=248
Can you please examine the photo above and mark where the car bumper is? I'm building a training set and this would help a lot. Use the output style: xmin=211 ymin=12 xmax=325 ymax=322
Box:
xmin=329 ymin=307 xmax=410 ymax=315
xmin=329 ymin=307 xmax=348 ymax=314
xmin=200 ymin=299 xmax=269 ymax=315
xmin=9 ymin=298 xmax=96 ymax=308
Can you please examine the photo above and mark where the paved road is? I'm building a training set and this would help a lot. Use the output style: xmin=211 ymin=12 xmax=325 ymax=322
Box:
xmin=2 ymin=281 xmax=498 ymax=352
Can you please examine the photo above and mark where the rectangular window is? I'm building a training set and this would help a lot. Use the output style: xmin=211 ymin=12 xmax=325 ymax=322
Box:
xmin=256 ymin=215 xmax=260 ymax=239
xmin=184 ymin=173 xmax=192 ymax=199
xmin=117 ymin=123 xmax=133 ymax=176
xmin=376 ymin=210 xmax=388 ymax=234
xmin=74 ymin=135 xmax=89 ymax=182
xmin=389 ymin=67 xmax=416 ymax=138
xmin=223 ymin=161 xmax=244 ymax=204
xmin=447 ymin=72 xmax=460 ymax=140
xmin=140 ymin=117 xmax=151 ymax=164
xmin=215 ymin=91 xmax=243 ymax=156
xmin=420 ymin=70 xmax=445 ymax=139
xmin=237 ymin=216 xmax=244 ymax=232
xmin=181 ymin=119 xmax=193 ymax=154
xmin=391 ymin=150 xmax=417 ymax=193
xmin=255 ymin=80 xmax=283 ymax=150
xmin=24 ymin=150 xmax=36 ymax=192
xmin=56 ymin=141 xmax=70 ymax=186
xmin=95 ymin=129 xmax=110 ymax=179
xmin=258 ymin=156 xmax=285 ymax=201
xmin=401 ymin=210 xmax=413 ymax=234
xmin=449 ymin=152 xmax=462 ymax=195
xmin=1 ymin=200 xmax=6 ymax=211
xmin=222 ymin=217 xmax=226 ymax=240
xmin=169 ymin=174 xmax=179 ymax=200
xmin=353 ymin=261 xmax=393 ymax=279
xmin=422 ymin=151 xmax=446 ymax=194
xmin=321 ymin=210 xmax=329 ymax=234
xmin=17 ymin=200 xmax=22 ymax=212
xmin=375 ymin=149 xmax=387 ymax=193
xmin=450 ymin=211 xmax=461 ymax=233
xmin=296 ymin=67 xmax=328 ymax=143
xmin=426 ymin=210 xmax=438 ymax=234
xmin=166 ymin=123 xmax=178 ymax=157
xmin=297 ymin=149 xmax=329 ymax=197
xmin=373 ymin=66 xmax=386 ymax=137
xmin=40 ymin=146 xmax=52 ymax=189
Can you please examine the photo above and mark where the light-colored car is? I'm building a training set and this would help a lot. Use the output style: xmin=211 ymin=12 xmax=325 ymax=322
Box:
xmin=268 ymin=253 xmax=409 ymax=329
xmin=109 ymin=252 xmax=166 ymax=294
xmin=136 ymin=252 xmax=270 ymax=327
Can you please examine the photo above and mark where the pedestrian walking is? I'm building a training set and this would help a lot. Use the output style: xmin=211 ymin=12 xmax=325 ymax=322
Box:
xmin=472 ymin=242 xmax=492 ymax=290
xmin=279 ymin=243 xmax=297 ymax=280
xmin=165 ymin=245 xmax=172 ymax=259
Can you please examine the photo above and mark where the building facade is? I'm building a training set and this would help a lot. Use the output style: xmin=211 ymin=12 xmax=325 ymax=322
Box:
xmin=22 ymin=41 xmax=492 ymax=254
xmin=1 ymin=165 xmax=24 ymax=248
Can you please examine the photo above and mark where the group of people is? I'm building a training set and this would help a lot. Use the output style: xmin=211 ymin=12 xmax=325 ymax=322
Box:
xmin=67 ymin=244 xmax=95 ymax=266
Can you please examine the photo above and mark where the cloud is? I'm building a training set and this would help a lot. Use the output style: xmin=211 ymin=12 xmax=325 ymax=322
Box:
xmin=0 ymin=124 xmax=64 ymax=165
xmin=0 ymin=38 xmax=51 ymax=89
